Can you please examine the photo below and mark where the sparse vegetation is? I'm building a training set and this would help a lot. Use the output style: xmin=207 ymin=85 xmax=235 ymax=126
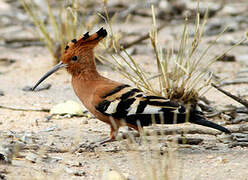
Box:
xmin=100 ymin=3 xmax=246 ymax=107
xmin=20 ymin=0 xmax=100 ymax=63
xmin=21 ymin=0 xmax=244 ymax=106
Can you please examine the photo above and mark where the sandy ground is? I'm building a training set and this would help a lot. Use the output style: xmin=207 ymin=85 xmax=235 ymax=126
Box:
xmin=1 ymin=0 xmax=248 ymax=180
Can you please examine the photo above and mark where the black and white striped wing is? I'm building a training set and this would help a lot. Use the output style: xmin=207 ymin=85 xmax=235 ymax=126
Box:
xmin=95 ymin=84 xmax=186 ymax=126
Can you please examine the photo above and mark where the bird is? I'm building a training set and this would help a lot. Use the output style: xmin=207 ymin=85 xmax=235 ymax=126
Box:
xmin=32 ymin=27 xmax=230 ymax=144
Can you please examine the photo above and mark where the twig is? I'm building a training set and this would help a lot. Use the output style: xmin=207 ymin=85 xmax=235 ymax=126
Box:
xmin=206 ymin=106 xmax=248 ymax=118
xmin=2 ymin=37 xmax=41 ymax=44
xmin=212 ymin=83 xmax=248 ymax=107
xmin=119 ymin=125 xmax=230 ymax=138
xmin=229 ymin=142 xmax=248 ymax=147
xmin=0 ymin=36 xmax=45 ymax=48
xmin=121 ymin=23 xmax=167 ymax=49
xmin=219 ymin=79 xmax=248 ymax=86
xmin=205 ymin=111 xmax=222 ymax=118
xmin=0 ymin=105 xmax=49 ymax=112
xmin=208 ymin=39 xmax=248 ymax=46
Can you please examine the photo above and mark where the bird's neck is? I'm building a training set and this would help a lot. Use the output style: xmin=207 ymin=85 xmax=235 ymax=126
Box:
xmin=71 ymin=61 xmax=104 ymax=92
xmin=70 ymin=55 xmax=121 ymax=109
xmin=71 ymin=70 xmax=119 ymax=115
xmin=73 ymin=66 xmax=100 ymax=81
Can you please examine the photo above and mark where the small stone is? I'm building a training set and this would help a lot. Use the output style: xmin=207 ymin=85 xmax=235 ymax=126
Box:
xmin=0 ymin=90 xmax=4 ymax=96
xmin=25 ymin=152 xmax=38 ymax=163
xmin=40 ymin=125 xmax=57 ymax=132
xmin=50 ymin=100 xmax=85 ymax=116
xmin=23 ymin=83 xmax=51 ymax=92
xmin=44 ymin=115 xmax=53 ymax=122
xmin=42 ymin=156 xmax=62 ymax=163
xmin=64 ymin=167 xmax=86 ymax=176
xmin=105 ymin=170 xmax=126 ymax=180
xmin=0 ymin=147 xmax=13 ymax=164
xmin=64 ymin=167 xmax=74 ymax=174
xmin=0 ymin=58 xmax=16 ymax=66
xmin=220 ymin=113 xmax=232 ymax=121
xmin=74 ymin=171 xmax=86 ymax=176
xmin=82 ymin=119 xmax=88 ymax=124
xmin=217 ymin=156 xmax=228 ymax=164
xmin=217 ymin=54 xmax=236 ymax=62
xmin=20 ymin=132 xmax=34 ymax=144
xmin=217 ymin=133 xmax=233 ymax=143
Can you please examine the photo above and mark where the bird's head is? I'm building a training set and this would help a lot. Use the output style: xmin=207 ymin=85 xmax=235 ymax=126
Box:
xmin=32 ymin=27 xmax=107 ymax=90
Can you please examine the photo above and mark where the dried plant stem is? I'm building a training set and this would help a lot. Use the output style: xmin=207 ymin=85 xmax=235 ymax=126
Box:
xmin=0 ymin=105 xmax=49 ymax=112
xmin=21 ymin=0 xmax=54 ymax=56
xmin=212 ymin=83 xmax=248 ymax=108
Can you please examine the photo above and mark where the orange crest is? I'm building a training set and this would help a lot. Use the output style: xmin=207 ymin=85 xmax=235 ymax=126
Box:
xmin=61 ymin=27 xmax=107 ymax=74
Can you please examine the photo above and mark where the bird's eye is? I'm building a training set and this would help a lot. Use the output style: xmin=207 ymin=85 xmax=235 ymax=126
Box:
xmin=72 ymin=56 xmax=78 ymax=61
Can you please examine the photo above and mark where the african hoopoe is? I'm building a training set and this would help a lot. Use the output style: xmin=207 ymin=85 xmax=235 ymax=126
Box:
xmin=32 ymin=27 xmax=230 ymax=143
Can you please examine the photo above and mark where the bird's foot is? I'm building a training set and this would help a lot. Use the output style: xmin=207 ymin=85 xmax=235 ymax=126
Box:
xmin=73 ymin=138 xmax=116 ymax=153
xmin=136 ymin=136 xmax=142 ymax=145
xmin=98 ymin=137 xmax=116 ymax=145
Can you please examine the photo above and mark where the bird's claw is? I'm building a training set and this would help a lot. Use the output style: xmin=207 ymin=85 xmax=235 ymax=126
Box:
xmin=73 ymin=138 xmax=116 ymax=153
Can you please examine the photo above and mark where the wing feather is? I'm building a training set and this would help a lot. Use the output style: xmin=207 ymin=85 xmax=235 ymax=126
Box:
xmin=96 ymin=84 xmax=184 ymax=120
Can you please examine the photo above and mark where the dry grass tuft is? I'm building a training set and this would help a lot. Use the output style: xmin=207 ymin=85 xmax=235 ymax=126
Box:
xmin=20 ymin=0 xmax=100 ymax=63
xmin=99 ymin=3 xmax=245 ymax=107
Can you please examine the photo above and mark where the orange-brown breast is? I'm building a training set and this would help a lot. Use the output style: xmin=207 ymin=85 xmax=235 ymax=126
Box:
xmin=71 ymin=74 xmax=122 ymax=126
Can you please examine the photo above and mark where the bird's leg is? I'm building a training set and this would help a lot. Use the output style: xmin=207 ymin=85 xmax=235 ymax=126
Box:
xmin=125 ymin=125 xmax=142 ymax=145
xmin=74 ymin=126 xmax=119 ymax=152
xmin=74 ymin=125 xmax=119 ymax=152
xmin=99 ymin=125 xmax=119 ymax=145
xmin=136 ymin=127 xmax=143 ymax=145
xmin=129 ymin=125 xmax=146 ymax=145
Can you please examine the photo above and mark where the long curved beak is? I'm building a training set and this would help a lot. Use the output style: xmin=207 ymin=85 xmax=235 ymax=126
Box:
xmin=32 ymin=61 xmax=67 ymax=91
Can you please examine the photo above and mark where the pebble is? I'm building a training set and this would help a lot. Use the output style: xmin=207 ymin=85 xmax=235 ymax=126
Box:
xmin=25 ymin=152 xmax=38 ymax=163
xmin=104 ymin=170 xmax=126 ymax=180
xmin=0 ymin=58 xmax=16 ymax=66
xmin=39 ymin=125 xmax=57 ymax=132
xmin=82 ymin=118 xmax=88 ymax=124
xmin=217 ymin=54 xmax=236 ymax=62
xmin=0 ymin=90 xmax=4 ymax=96
xmin=50 ymin=100 xmax=85 ymax=116
xmin=42 ymin=156 xmax=62 ymax=164
xmin=216 ymin=133 xmax=233 ymax=143
xmin=20 ymin=132 xmax=34 ymax=144
xmin=64 ymin=167 xmax=86 ymax=177
xmin=22 ymin=83 xmax=51 ymax=92
xmin=0 ymin=146 xmax=13 ymax=164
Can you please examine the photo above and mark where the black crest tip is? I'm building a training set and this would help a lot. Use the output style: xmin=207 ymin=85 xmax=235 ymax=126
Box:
xmin=71 ymin=39 xmax=77 ymax=43
xmin=65 ymin=45 xmax=69 ymax=50
xmin=96 ymin=27 xmax=107 ymax=38
xmin=82 ymin=32 xmax=89 ymax=40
